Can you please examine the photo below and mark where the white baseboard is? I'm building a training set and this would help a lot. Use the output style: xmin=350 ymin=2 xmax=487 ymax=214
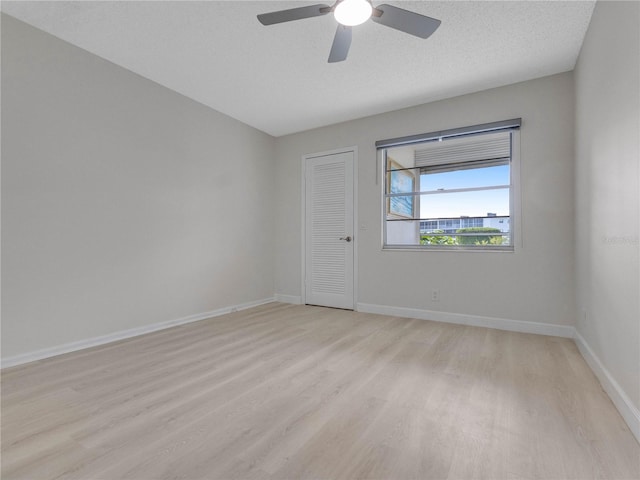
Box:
xmin=274 ymin=294 xmax=302 ymax=305
xmin=1 ymin=297 xmax=276 ymax=369
xmin=356 ymin=302 xmax=576 ymax=338
xmin=574 ymin=331 xmax=640 ymax=444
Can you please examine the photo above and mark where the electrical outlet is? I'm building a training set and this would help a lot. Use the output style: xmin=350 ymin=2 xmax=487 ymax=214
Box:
xmin=431 ymin=289 xmax=440 ymax=302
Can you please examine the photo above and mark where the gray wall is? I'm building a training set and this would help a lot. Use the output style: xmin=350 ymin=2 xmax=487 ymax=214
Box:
xmin=575 ymin=1 xmax=640 ymax=410
xmin=1 ymin=14 xmax=276 ymax=359
xmin=274 ymin=72 xmax=576 ymax=327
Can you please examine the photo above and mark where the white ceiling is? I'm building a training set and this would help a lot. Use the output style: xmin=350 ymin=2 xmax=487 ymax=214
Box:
xmin=1 ymin=1 xmax=595 ymax=136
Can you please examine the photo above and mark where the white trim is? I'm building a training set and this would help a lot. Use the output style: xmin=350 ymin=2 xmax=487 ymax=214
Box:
xmin=511 ymin=128 xmax=523 ymax=250
xmin=301 ymin=155 xmax=307 ymax=305
xmin=1 ymin=297 xmax=275 ymax=369
xmin=356 ymin=302 xmax=575 ymax=338
xmin=301 ymin=146 xmax=358 ymax=310
xmin=352 ymin=146 xmax=359 ymax=311
xmin=274 ymin=294 xmax=302 ymax=305
xmin=574 ymin=331 xmax=640 ymax=444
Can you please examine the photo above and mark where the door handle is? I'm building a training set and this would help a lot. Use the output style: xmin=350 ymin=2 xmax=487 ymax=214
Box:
xmin=339 ymin=236 xmax=352 ymax=242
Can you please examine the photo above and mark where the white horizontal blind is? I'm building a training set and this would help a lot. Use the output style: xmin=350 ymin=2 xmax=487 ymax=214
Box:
xmin=414 ymin=131 xmax=510 ymax=168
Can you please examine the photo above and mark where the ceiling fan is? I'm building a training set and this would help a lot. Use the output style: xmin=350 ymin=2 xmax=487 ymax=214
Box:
xmin=257 ymin=0 xmax=441 ymax=63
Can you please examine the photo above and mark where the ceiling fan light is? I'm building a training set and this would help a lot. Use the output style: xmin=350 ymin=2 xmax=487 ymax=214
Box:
xmin=334 ymin=0 xmax=372 ymax=26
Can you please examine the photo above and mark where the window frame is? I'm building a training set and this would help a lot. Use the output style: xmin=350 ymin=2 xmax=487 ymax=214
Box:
xmin=378 ymin=119 xmax=521 ymax=252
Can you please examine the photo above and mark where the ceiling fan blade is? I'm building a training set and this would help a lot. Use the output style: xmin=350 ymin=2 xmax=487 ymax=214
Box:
xmin=328 ymin=25 xmax=352 ymax=63
xmin=257 ymin=4 xmax=331 ymax=25
xmin=371 ymin=4 xmax=441 ymax=39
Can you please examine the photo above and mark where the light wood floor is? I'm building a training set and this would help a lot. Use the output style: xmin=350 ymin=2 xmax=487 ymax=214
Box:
xmin=2 ymin=303 xmax=639 ymax=480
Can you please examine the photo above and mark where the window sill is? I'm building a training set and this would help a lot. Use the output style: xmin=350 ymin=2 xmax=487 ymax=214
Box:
xmin=382 ymin=245 xmax=515 ymax=253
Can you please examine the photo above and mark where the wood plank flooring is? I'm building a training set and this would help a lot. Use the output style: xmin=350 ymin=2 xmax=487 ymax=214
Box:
xmin=2 ymin=302 xmax=639 ymax=479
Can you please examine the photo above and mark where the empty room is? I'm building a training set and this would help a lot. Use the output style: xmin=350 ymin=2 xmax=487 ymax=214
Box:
xmin=1 ymin=1 xmax=639 ymax=479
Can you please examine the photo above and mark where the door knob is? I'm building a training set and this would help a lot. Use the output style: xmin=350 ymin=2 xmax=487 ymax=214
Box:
xmin=339 ymin=236 xmax=352 ymax=242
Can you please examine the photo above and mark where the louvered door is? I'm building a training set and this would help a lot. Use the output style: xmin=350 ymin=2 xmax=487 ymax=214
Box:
xmin=305 ymin=150 xmax=354 ymax=309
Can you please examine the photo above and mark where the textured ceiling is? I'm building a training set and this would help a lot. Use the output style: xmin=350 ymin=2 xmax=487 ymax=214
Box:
xmin=1 ymin=1 xmax=595 ymax=136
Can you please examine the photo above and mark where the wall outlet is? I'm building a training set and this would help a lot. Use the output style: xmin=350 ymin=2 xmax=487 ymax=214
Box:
xmin=431 ymin=289 xmax=440 ymax=302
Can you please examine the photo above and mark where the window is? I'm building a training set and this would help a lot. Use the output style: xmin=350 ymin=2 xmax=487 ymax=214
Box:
xmin=378 ymin=119 xmax=520 ymax=250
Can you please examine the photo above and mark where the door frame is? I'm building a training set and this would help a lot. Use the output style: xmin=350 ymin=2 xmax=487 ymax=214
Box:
xmin=301 ymin=146 xmax=358 ymax=309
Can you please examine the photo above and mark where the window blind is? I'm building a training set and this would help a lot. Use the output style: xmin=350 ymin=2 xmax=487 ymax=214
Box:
xmin=414 ymin=130 xmax=511 ymax=168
